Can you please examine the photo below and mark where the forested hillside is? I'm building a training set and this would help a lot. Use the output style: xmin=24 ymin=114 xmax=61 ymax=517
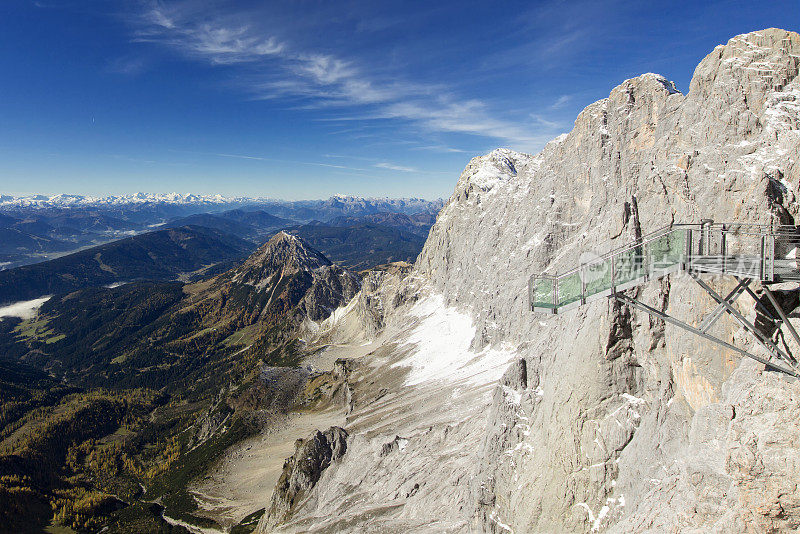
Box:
xmin=0 ymin=226 xmax=254 ymax=304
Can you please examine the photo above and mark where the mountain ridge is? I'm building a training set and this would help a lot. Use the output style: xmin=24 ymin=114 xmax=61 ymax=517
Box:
xmin=0 ymin=193 xmax=445 ymax=212
xmin=285 ymin=222 xmax=428 ymax=270
xmin=0 ymin=225 xmax=254 ymax=304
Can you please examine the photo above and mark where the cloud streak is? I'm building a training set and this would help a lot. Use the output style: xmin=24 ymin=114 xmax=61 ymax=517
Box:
xmin=132 ymin=2 xmax=564 ymax=150
xmin=412 ymin=145 xmax=469 ymax=153
xmin=550 ymin=95 xmax=572 ymax=109
xmin=375 ymin=162 xmax=418 ymax=173
xmin=209 ymin=151 xmax=371 ymax=172
xmin=137 ymin=5 xmax=285 ymax=64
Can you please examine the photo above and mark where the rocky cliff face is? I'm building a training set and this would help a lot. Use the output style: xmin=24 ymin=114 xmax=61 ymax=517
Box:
xmin=260 ymin=427 xmax=349 ymax=529
xmin=259 ymin=28 xmax=800 ymax=533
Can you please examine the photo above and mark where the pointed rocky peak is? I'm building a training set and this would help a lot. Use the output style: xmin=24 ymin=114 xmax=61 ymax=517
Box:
xmin=251 ymin=231 xmax=330 ymax=270
xmin=217 ymin=229 xmax=359 ymax=325
xmin=232 ymin=231 xmax=332 ymax=288
xmin=599 ymin=73 xmax=682 ymax=113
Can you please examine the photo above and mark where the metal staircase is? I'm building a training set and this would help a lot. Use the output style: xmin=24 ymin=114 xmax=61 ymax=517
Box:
xmin=529 ymin=221 xmax=800 ymax=378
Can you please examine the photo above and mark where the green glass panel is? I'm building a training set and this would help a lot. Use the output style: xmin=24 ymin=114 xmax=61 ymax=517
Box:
xmin=533 ymin=278 xmax=555 ymax=308
xmin=558 ymin=271 xmax=583 ymax=306
xmin=647 ymin=230 xmax=685 ymax=271
xmin=613 ymin=247 xmax=645 ymax=286
xmin=584 ymin=258 xmax=613 ymax=297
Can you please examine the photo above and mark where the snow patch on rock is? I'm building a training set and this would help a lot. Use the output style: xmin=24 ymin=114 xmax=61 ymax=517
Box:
xmin=393 ymin=294 xmax=517 ymax=386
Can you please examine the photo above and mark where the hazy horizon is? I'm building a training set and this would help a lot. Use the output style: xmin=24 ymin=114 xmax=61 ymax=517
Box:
xmin=0 ymin=191 xmax=447 ymax=202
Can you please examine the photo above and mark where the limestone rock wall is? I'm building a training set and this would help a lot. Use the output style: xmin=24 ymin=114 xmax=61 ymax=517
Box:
xmin=261 ymin=28 xmax=800 ymax=533
xmin=412 ymin=28 xmax=800 ymax=533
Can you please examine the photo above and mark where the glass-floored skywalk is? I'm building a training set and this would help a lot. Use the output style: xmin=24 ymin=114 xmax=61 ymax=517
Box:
xmin=530 ymin=222 xmax=800 ymax=313
xmin=529 ymin=221 xmax=800 ymax=378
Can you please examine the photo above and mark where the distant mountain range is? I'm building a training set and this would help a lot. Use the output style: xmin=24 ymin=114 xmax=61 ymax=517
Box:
xmin=0 ymin=193 xmax=444 ymax=219
xmin=163 ymin=209 xmax=295 ymax=243
xmin=0 ymin=214 xmax=430 ymax=303
xmin=0 ymin=210 xmax=149 ymax=270
xmin=326 ymin=211 xmax=434 ymax=237
xmin=0 ymin=196 xmax=443 ymax=271
xmin=0 ymin=192 xmax=245 ymax=207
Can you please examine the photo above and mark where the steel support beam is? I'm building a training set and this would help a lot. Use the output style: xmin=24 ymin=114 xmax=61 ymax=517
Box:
xmin=614 ymin=292 xmax=799 ymax=378
xmin=741 ymin=282 xmax=783 ymax=321
xmin=690 ymin=272 xmax=796 ymax=370
xmin=698 ymin=278 xmax=750 ymax=333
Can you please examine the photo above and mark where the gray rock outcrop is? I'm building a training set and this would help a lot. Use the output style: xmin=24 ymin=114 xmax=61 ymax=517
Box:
xmin=307 ymin=261 xmax=414 ymax=345
xmin=259 ymin=426 xmax=348 ymax=530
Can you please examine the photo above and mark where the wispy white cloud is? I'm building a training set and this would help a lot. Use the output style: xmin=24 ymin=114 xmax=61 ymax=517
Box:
xmin=295 ymin=54 xmax=355 ymax=85
xmin=312 ymin=162 xmax=369 ymax=171
xmin=214 ymin=152 xmax=266 ymax=161
xmin=323 ymin=153 xmax=379 ymax=162
xmin=108 ymin=154 xmax=158 ymax=164
xmin=375 ymin=162 xmax=418 ymax=173
xmin=411 ymin=145 xmax=468 ymax=153
xmin=550 ymin=94 xmax=572 ymax=109
xmin=375 ymin=100 xmax=557 ymax=148
xmin=530 ymin=114 xmax=562 ymax=129
xmin=136 ymin=5 xmax=285 ymax=65
xmin=132 ymin=2 xmax=562 ymax=150
xmin=211 ymin=151 xmax=368 ymax=171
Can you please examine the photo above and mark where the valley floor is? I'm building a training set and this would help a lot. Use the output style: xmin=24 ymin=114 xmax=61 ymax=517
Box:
xmin=189 ymin=408 xmax=345 ymax=530
xmin=182 ymin=340 xmax=379 ymax=531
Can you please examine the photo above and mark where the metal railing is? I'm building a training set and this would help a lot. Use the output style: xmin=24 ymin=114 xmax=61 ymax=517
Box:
xmin=530 ymin=222 xmax=800 ymax=313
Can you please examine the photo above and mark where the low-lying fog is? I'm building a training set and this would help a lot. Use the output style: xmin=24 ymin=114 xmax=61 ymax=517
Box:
xmin=0 ymin=296 xmax=52 ymax=320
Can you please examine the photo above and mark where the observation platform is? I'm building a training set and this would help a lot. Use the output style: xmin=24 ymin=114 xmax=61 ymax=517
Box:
xmin=529 ymin=221 xmax=800 ymax=378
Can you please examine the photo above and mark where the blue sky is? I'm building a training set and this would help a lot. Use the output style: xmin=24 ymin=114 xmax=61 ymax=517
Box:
xmin=0 ymin=0 xmax=796 ymax=199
